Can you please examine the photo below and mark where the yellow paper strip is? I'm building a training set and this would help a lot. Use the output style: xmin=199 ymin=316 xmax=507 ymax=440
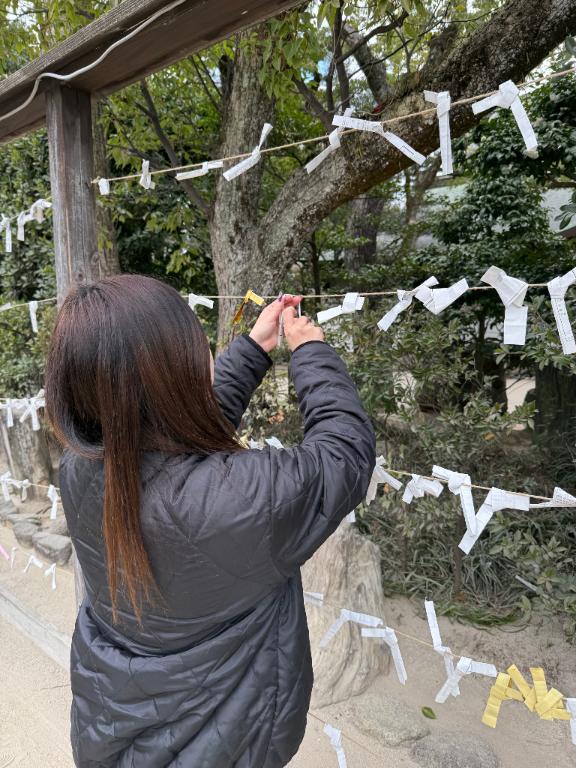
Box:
xmin=550 ymin=708 xmax=571 ymax=721
xmin=245 ymin=290 xmax=265 ymax=306
xmin=482 ymin=673 xmax=511 ymax=728
xmin=535 ymin=688 xmax=563 ymax=718
xmin=507 ymin=664 xmax=532 ymax=700
xmin=531 ymin=668 xmax=548 ymax=705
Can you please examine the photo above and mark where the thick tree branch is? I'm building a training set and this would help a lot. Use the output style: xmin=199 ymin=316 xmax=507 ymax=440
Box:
xmin=138 ymin=80 xmax=209 ymax=215
xmin=333 ymin=3 xmax=350 ymax=109
xmin=259 ymin=0 xmax=576 ymax=283
xmin=342 ymin=21 xmax=389 ymax=103
xmin=337 ymin=10 xmax=409 ymax=65
xmin=292 ymin=75 xmax=333 ymax=130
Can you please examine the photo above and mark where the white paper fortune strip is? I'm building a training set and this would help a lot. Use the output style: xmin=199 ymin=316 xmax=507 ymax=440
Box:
xmin=547 ymin=268 xmax=576 ymax=354
xmin=377 ymin=276 xmax=439 ymax=331
xmin=303 ymin=591 xmax=324 ymax=607
xmin=423 ymin=90 xmax=453 ymax=176
xmin=176 ymin=160 xmax=224 ymax=181
xmin=529 ymin=487 xmax=576 ymax=508
xmin=481 ymin=266 xmax=529 ymax=345
xmin=319 ymin=608 xmax=383 ymax=648
xmin=366 ymin=456 xmax=403 ymax=505
xmin=0 ymin=215 xmax=12 ymax=253
xmin=317 ymin=292 xmax=365 ymax=324
xmin=458 ymin=487 xmax=530 ymax=554
xmin=415 ymin=278 xmax=469 ymax=315
xmin=1 ymin=399 xmax=14 ymax=427
xmin=24 ymin=554 xmax=43 ymax=573
xmin=10 ymin=546 xmax=18 ymax=569
xmin=435 ymin=655 xmax=497 ymax=704
xmin=323 ymin=724 xmax=348 ymax=768
xmin=15 ymin=479 xmax=31 ymax=501
xmin=98 ymin=178 xmax=110 ymax=195
xmin=45 ymin=562 xmax=57 ymax=590
xmin=566 ymin=699 xmax=576 ymax=745
xmin=30 ymin=199 xmax=52 ymax=223
xmin=139 ymin=159 xmax=156 ymax=190
xmin=343 ymin=510 xmax=356 ymax=523
xmin=306 ymin=108 xmax=352 ymax=174
xmin=432 ymin=465 xmax=476 ymax=536
xmin=47 ymin=484 xmax=59 ymax=520
xmin=19 ymin=389 xmax=45 ymax=431
xmin=248 ymin=438 xmax=263 ymax=450
xmin=472 ymin=80 xmax=538 ymax=152
xmin=265 ymin=436 xmax=284 ymax=450
xmin=425 ymin=599 xmax=460 ymax=698
xmin=361 ymin=626 xmax=408 ymax=684
xmin=223 ymin=123 xmax=273 ymax=181
xmin=402 ymin=474 xmax=444 ymax=504
xmin=17 ymin=211 xmax=29 ymax=241
xmin=0 ymin=471 xmax=12 ymax=501
xmin=188 ymin=293 xmax=214 ymax=310
xmin=332 ymin=113 xmax=426 ymax=165
xmin=29 ymin=300 xmax=38 ymax=333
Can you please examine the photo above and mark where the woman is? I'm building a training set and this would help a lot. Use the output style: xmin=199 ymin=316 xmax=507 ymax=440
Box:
xmin=45 ymin=274 xmax=375 ymax=768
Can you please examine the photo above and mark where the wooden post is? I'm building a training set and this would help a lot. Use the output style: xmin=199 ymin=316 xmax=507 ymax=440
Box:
xmin=46 ymin=82 xmax=100 ymax=606
xmin=45 ymin=83 xmax=100 ymax=303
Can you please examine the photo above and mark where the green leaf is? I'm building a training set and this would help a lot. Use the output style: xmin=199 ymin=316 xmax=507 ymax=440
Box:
xmin=421 ymin=706 xmax=437 ymax=720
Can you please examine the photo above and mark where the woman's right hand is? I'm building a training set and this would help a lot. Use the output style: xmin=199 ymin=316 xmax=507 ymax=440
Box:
xmin=282 ymin=305 xmax=324 ymax=351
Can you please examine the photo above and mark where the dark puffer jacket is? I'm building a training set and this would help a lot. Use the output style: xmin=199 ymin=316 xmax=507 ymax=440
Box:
xmin=59 ymin=335 xmax=376 ymax=768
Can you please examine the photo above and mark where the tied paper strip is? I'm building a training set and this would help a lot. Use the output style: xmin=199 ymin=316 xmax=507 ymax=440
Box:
xmin=319 ymin=608 xmax=383 ymax=648
xmin=265 ymin=437 xmax=284 ymax=450
xmin=17 ymin=211 xmax=30 ymax=241
xmin=361 ymin=626 xmax=408 ymax=685
xmin=435 ymin=656 xmax=497 ymax=704
xmin=567 ymin=699 xmax=576 ymax=745
xmin=19 ymin=389 xmax=45 ymax=431
xmin=139 ymin=159 xmax=156 ymax=190
xmin=224 ymin=123 xmax=273 ymax=181
xmin=306 ymin=108 xmax=352 ymax=174
xmin=248 ymin=438 xmax=263 ymax=450
xmin=530 ymin=487 xmax=576 ymax=508
xmin=547 ymin=268 xmax=576 ymax=354
xmin=415 ymin=278 xmax=469 ymax=315
xmin=1 ymin=399 xmax=14 ymax=428
xmin=377 ymin=276 xmax=439 ymax=331
xmin=10 ymin=546 xmax=18 ymax=569
xmin=176 ymin=160 xmax=224 ymax=181
xmin=188 ymin=293 xmax=214 ymax=310
xmin=16 ymin=479 xmax=31 ymax=501
xmin=0 ymin=215 xmax=12 ymax=253
xmin=24 ymin=554 xmax=43 ymax=573
xmin=317 ymin=292 xmax=365 ymax=324
xmin=366 ymin=456 xmax=403 ymax=505
xmin=29 ymin=300 xmax=38 ymax=333
xmin=472 ymin=80 xmax=538 ymax=152
xmin=303 ymin=591 xmax=324 ymax=607
xmin=423 ymin=91 xmax=453 ymax=176
xmin=425 ymin=599 xmax=460 ymax=699
xmin=45 ymin=563 xmax=57 ymax=590
xmin=432 ymin=466 xmax=476 ymax=536
xmin=98 ymin=178 xmax=110 ymax=195
xmin=402 ymin=475 xmax=444 ymax=504
xmin=458 ymin=487 xmax=530 ymax=554
xmin=332 ymin=113 xmax=426 ymax=165
xmin=323 ymin=724 xmax=348 ymax=768
xmin=0 ymin=471 xmax=12 ymax=501
xmin=481 ymin=266 xmax=529 ymax=345
xmin=30 ymin=199 xmax=51 ymax=223
xmin=343 ymin=510 xmax=356 ymax=523
xmin=47 ymin=484 xmax=59 ymax=520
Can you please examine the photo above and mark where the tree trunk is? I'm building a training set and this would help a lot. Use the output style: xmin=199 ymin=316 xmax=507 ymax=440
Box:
xmin=534 ymin=364 xmax=576 ymax=481
xmin=93 ymin=100 xmax=121 ymax=277
xmin=209 ymin=32 xmax=274 ymax=346
xmin=342 ymin=196 xmax=385 ymax=270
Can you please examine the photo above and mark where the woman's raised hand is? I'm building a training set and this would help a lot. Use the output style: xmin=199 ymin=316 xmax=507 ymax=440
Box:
xmin=282 ymin=305 xmax=324 ymax=352
xmin=249 ymin=294 xmax=302 ymax=353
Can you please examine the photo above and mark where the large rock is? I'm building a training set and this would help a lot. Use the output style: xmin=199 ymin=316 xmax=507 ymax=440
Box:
xmin=13 ymin=521 xmax=40 ymax=547
xmin=0 ymin=499 xmax=17 ymax=522
xmin=32 ymin=532 xmax=72 ymax=565
xmin=411 ymin=732 xmax=500 ymax=768
xmin=344 ymin=693 xmax=429 ymax=747
xmin=48 ymin=516 xmax=69 ymax=537
xmin=301 ymin=524 xmax=390 ymax=707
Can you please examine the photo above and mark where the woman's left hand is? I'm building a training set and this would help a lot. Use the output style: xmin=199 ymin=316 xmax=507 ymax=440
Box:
xmin=249 ymin=294 xmax=302 ymax=353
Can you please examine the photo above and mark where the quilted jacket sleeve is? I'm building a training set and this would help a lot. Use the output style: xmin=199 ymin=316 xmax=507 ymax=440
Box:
xmin=213 ymin=334 xmax=273 ymax=429
xmin=266 ymin=340 xmax=376 ymax=574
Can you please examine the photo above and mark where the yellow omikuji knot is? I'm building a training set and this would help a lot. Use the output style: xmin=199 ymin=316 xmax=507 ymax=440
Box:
xmin=482 ymin=665 xmax=571 ymax=729
xmin=232 ymin=290 xmax=265 ymax=325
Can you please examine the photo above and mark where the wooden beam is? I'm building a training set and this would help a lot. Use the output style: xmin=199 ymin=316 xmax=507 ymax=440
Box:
xmin=0 ymin=0 xmax=303 ymax=144
xmin=45 ymin=83 xmax=99 ymax=302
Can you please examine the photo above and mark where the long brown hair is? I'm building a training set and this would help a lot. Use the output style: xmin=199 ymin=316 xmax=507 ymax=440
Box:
xmin=45 ymin=274 xmax=242 ymax=622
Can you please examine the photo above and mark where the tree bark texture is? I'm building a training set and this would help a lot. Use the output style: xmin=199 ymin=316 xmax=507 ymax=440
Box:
xmin=93 ymin=99 xmax=121 ymax=277
xmin=342 ymin=196 xmax=386 ymax=270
